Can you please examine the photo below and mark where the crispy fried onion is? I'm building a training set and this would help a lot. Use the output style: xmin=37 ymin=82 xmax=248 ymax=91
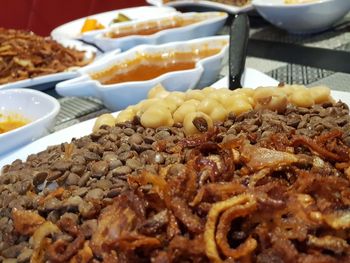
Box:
xmin=307 ymin=234 xmax=349 ymax=254
xmin=323 ymin=210 xmax=350 ymax=230
xmin=131 ymin=171 xmax=204 ymax=233
xmin=248 ymin=168 xmax=271 ymax=188
xmin=38 ymin=187 xmax=65 ymax=206
xmin=69 ymin=241 xmax=93 ymax=263
xmin=194 ymin=155 xmax=221 ymax=182
xmin=31 ymin=221 xmax=61 ymax=263
xmin=292 ymin=131 xmax=349 ymax=162
xmin=47 ymin=217 xmax=85 ymax=262
xmin=241 ymin=143 xmax=299 ymax=171
xmin=316 ymin=129 xmax=344 ymax=144
xmin=12 ymin=209 xmax=45 ymax=235
xmin=168 ymin=234 xmax=206 ymax=260
xmin=179 ymin=127 xmax=219 ymax=149
xmin=91 ymin=191 xmax=160 ymax=258
xmin=190 ymin=182 xmax=246 ymax=207
xmin=205 ymin=193 xmax=257 ymax=262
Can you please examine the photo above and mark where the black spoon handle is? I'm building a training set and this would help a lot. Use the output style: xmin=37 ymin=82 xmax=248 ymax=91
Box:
xmin=229 ymin=13 xmax=250 ymax=90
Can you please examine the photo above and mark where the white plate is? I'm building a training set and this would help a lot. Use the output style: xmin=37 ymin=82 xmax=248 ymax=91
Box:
xmin=0 ymin=39 xmax=98 ymax=91
xmin=1 ymin=69 xmax=349 ymax=168
xmin=51 ymin=6 xmax=178 ymax=41
xmin=147 ymin=0 xmax=253 ymax=14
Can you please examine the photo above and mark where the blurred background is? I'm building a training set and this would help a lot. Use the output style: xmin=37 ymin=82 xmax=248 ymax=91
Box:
xmin=1 ymin=0 xmax=147 ymax=36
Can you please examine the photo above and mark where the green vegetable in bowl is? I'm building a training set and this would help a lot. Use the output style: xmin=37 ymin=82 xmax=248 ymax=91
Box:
xmin=110 ymin=13 xmax=131 ymax=24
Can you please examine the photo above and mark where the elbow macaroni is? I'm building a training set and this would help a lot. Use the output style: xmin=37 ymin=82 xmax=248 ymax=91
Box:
xmin=93 ymin=113 xmax=117 ymax=132
xmin=94 ymin=84 xmax=333 ymax=134
xmin=140 ymin=104 xmax=174 ymax=128
xmin=183 ymin=112 xmax=213 ymax=136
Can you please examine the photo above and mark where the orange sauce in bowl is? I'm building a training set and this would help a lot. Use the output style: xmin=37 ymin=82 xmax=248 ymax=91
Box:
xmin=103 ymin=61 xmax=196 ymax=84
xmin=91 ymin=48 xmax=223 ymax=85
xmin=0 ymin=114 xmax=30 ymax=134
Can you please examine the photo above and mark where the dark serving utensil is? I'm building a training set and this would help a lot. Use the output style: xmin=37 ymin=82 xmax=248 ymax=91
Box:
xmin=229 ymin=13 xmax=250 ymax=90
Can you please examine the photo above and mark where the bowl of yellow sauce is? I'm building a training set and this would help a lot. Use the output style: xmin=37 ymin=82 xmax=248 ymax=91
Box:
xmin=0 ymin=113 xmax=31 ymax=134
xmin=0 ymin=89 xmax=60 ymax=156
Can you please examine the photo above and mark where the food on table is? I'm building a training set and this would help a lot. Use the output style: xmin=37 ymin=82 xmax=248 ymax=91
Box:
xmin=0 ymin=28 xmax=93 ymax=85
xmin=108 ymin=84 xmax=331 ymax=134
xmin=92 ymin=113 xmax=116 ymax=133
xmin=1 ymin=82 xmax=350 ymax=262
xmin=91 ymin=48 xmax=222 ymax=85
xmin=0 ymin=113 xmax=30 ymax=134
xmin=163 ymin=0 xmax=251 ymax=6
xmin=80 ymin=13 xmax=131 ymax=33
xmin=284 ymin=0 xmax=318 ymax=4
xmin=105 ymin=12 xmax=226 ymax=38
xmin=80 ymin=18 xmax=105 ymax=33
xmin=208 ymin=0 xmax=251 ymax=6
xmin=111 ymin=13 xmax=132 ymax=24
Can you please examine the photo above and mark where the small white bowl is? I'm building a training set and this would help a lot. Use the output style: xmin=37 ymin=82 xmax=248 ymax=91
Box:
xmin=56 ymin=35 xmax=229 ymax=111
xmin=0 ymin=89 xmax=60 ymax=156
xmin=253 ymin=0 xmax=350 ymax=34
xmin=88 ymin=12 xmax=228 ymax=51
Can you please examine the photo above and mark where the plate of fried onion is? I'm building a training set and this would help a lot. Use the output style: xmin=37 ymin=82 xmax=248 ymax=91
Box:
xmin=0 ymin=28 xmax=97 ymax=91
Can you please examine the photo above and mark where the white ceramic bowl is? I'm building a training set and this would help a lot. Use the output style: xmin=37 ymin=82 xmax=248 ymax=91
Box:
xmin=253 ymin=0 xmax=350 ymax=34
xmin=0 ymin=89 xmax=60 ymax=156
xmin=51 ymin=6 xmax=178 ymax=41
xmin=56 ymin=35 xmax=229 ymax=111
xmin=147 ymin=0 xmax=254 ymax=14
xmin=88 ymin=12 xmax=228 ymax=51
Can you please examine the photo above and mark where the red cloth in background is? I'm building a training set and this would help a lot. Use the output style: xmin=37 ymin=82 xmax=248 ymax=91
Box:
xmin=1 ymin=0 xmax=146 ymax=36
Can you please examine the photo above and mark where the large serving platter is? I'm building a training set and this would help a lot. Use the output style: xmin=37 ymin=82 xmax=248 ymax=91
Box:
xmin=51 ymin=6 xmax=178 ymax=41
xmin=1 ymin=69 xmax=349 ymax=168
xmin=147 ymin=0 xmax=253 ymax=14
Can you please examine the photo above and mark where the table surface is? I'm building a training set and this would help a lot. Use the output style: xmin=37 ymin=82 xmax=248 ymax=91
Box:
xmin=48 ymin=6 xmax=350 ymax=133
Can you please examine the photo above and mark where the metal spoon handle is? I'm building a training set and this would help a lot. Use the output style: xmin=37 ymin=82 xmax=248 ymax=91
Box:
xmin=229 ymin=13 xmax=250 ymax=90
